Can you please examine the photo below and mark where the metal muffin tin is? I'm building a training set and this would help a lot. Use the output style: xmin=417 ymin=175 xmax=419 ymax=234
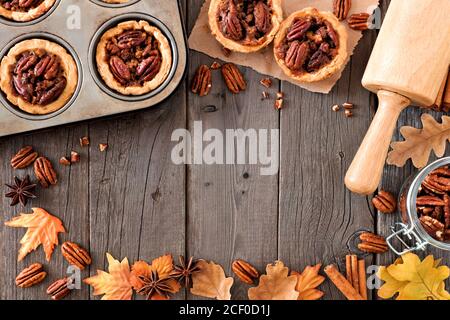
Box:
xmin=0 ymin=0 xmax=187 ymax=137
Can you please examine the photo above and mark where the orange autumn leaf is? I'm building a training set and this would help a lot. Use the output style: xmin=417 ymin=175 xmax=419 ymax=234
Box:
xmin=191 ymin=260 xmax=234 ymax=300
xmin=248 ymin=261 xmax=299 ymax=300
xmin=131 ymin=254 xmax=181 ymax=300
xmin=292 ymin=264 xmax=325 ymax=300
xmin=4 ymin=208 xmax=65 ymax=261
xmin=84 ymin=253 xmax=133 ymax=300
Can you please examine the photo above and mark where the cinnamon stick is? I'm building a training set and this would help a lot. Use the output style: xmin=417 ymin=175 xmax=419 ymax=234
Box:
xmin=358 ymin=259 xmax=368 ymax=300
xmin=324 ymin=264 xmax=364 ymax=300
xmin=345 ymin=255 xmax=352 ymax=283
xmin=351 ymin=255 xmax=360 ymax=294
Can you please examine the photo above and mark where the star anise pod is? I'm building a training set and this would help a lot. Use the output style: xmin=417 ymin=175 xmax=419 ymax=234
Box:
xmin=171 ymin=255 xmax=200 ymax=288
xmin=5 ymin=175 xmax=37 ymax=206
xmin=136 ymin=271 xmax=174 ymax=300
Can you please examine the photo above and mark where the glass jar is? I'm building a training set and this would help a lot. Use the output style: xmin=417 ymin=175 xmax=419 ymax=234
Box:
xmin=386 ymin=157 xmax=450 ymax=255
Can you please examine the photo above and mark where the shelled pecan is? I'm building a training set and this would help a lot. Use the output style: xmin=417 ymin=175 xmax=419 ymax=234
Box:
xmin=47 ymin=277 xmax=72 ymax=300
xmin=61 ymin=241 xmax=92 ymax=270
xmin=34 ymin=156 xmax=57 ymax=188
xmin=15 ymin=263 xmax=47 ymax=288
xmin=11 ymin=146 xmax=38 ymax=169
xmin=191 ymin=65 xmax=212 ymax=97
xmin=333 ymin=0 xmax=351 ymax=21
xmin=232 ymin=259 xmax=259 ymax=284
xmin=221 ymin=63 xmax=246 ymax=94
xmin=417 ymin=166 xmax=450 ymax=241
xmin=358 ymin=232 xmax=388 ymax=254
xmin=347 ymin=13 xmax=370 ymax=31
xmin=372 ymin=190 xmax=397 ymax=214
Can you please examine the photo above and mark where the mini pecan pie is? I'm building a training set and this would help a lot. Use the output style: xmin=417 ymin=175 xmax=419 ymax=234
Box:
xmin=0 ymin=39 xmax=78 ymax=115
xmin=0 ymin=0 xmax=56 ymax=22
xmin=101 ymin=0 xmax=131 ymax=3
xmin=96 ymin=20 xmax=172 ymax=96
xmin=208 ymin=0 xmax=283 ymax=53
xmin=274 ymin=8 xmax=348 ymax=82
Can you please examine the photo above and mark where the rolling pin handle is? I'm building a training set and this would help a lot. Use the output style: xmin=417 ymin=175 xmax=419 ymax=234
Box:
xmin=345 ymin=90 xmax=411 ymax=195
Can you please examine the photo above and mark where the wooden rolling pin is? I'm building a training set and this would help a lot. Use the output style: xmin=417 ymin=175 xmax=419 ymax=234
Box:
xmin=345 ymin=0 xmax=450 ymax=195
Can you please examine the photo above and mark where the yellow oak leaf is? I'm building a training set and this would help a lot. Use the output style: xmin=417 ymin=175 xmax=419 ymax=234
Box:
xmin=84 ymin=253 xmax=133 ymax=300
xmin=248 ymin=261 xmax=299 ymax=300
xmin=191 ymin=260 xmax=234 ymax=300
xmin=4 ymin=208 xmax=65 ymax=261
xmin=378 ymin=253 xmax=450 ymax=300
xmin=292 ymin=264 xmax=325 ymax=300
xmin=130 ymin=254 xmax=181 ymax=300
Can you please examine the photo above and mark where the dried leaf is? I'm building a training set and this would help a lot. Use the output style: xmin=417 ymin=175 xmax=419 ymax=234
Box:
xmin=292 ymin=264 xmax=325 ymax=300
xmin=130 ymin=254 xmax=181 ymax=300
xmin=4 ymin=208 xmax=65 ymax=261
xmin=248 ymin=261 xmax=299 ymax=300
xmin=84 ymin=253 xmax=133 ymax=300
xmin=378 ymin=253 xmax=450 ymax=300
xmin=387 ymin=114 xmax=450 ymax=168
xmin=191 ymin=260 xmax=234 ymax=300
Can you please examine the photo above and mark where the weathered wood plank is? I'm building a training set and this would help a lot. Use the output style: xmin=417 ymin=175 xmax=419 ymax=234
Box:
xmin=186 ymin=0 xmax=279 ymax=300
xmin=278 ymin=26 xmax=378 ymax=299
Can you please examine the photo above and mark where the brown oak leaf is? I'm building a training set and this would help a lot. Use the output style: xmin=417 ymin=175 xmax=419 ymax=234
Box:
xmin=387 ymin=114 xmax=450 ymax=168
xmin=248 ymin=261 xmax=299 ymax=300
xmin=130 ymin=254 xmax=181 ymax=300
xmin=4 ymin=207 xmax=65 ymax=261
xmin=292 ymin=264 xmax=325 ymax=300
xmin=84 ymin=253 xmax=133 ymax=300
xmin=191 ymin=260 xmax=234 ymax=300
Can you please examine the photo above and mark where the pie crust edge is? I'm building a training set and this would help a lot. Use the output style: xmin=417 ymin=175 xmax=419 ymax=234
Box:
xmin=96 ymin=20 xmax=173 ymax=96
xmin=273 ymin=7 xmax=348 ymax=83
xmin=208 ymin=0 xmax=283 ymax=53
xmin=0 ymin=0 xmax=56 ymax=22
xmin=0 ymin=39 xmax=78 ymax=115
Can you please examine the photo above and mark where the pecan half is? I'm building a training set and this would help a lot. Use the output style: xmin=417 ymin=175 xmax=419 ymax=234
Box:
xmin=333 ymin=0 xmax=351 ymax=21
xmin=61 ymin=241 xmax=92 ymax=270
xmin=254 ymin=1 xmax=271 ymax=34
xmin=11 ymin=146 xmax=38 ymax=169
xmin=347 ymin=13 xmax=370 ymax=31
xmin=372 ymin=190 xmax=396 ymax=214
xmin=221 ymin=63 xmax=246 ymax=94
xmin=358 ymin=232 xmax=388 ymax=254
xmin=117 ymin=31 xmax=147 ymax=50
xmin=420 ymin=216 xmax=445 ymax=241
xmin=416 ymin=195 xmax=445 ymax=206
xmin=285 ymin=41 xmax=309 ymax=71
xmin=137 ymin=53 xmax=162 ymax=82
xmin=47 ymin=278 xmax=72 ymax=300
xmin=221 ymin=0 xmax=243 ymax=41
xmin=232 ymin=259 xmax=259 ymax=284
xmin=286 ymin=19 xmax=311 ymax=41
xmin=16 ymin=263 xmax=47 ymax=288
xmin=34 ymin=156 xmax=57 ymax=188
xmin=110 ymin=56 xmax=131 ymax=84
xmin=191 ymin=65 xmax=212 ymax=97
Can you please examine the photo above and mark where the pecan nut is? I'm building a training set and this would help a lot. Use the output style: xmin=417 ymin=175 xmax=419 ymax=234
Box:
xmin=285 ymin=41 xmax=309 ymax=71
xmin=333 ymin=0 xmax=351 ymax=21
xmin=254 ymin=1 xmax=271 ymax=34
xmin=34 ymin=156 xmax=57 ymax=188
xmin=136 ymin=53 xmax=161 ymax=82
xmin=420 ymin=216 xmax=445 ymax=241
xmin=347 ymin=13 xmax=370 ymax=31
xmin=61 ymin=241 xmax=92 ymax=270
xmin=47 ymin=277 xmax=72 ymax=300
xmin=287 ymin=19 xmax=311 ymax=41
xmin=221 ymin=63 xmax=246 ymax=94
xmin=372 ymin=190 xmax=396 ymax=214
xmin=416 ymin=195 xmax=445 ymax=206
xmin=232 ymin=259 xmax=259 ymax=284
xmin=358 ymin=232 xmax=388 ymax=254
xmin=117 ymin=31 xmax=147 ymax=49
xmin=191 ymin=65 xmax=212 ymax=97
xmin=221 ymin=0 xmax=243 ymax=41
xmin=109 ymin=56 xmax=131 ymax=84
xmin=16 ymin=263 xmax=47 ymax=288
xmin=11 ymin=146 xmax=38 ymax=169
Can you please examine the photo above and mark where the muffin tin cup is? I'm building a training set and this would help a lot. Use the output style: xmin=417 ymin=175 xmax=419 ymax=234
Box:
xmin=0 ymin=0 xmax=187 ymax=136
xmin=90 ymin=0 xmax=141 ymax=9
xmin=0 ymin=0 xmax=61 ymax=27
xmin=0 ymin=32 xmax=83 ymax=121
xmin=88 ymin=12 xmax=179 ymax=102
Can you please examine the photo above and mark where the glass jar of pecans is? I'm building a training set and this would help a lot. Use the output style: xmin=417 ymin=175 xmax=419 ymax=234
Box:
xmin=387 ymin=157 xmax=450 ymax=255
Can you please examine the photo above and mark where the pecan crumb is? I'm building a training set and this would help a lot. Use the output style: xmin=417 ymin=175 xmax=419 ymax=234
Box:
xmin=332 ymin=104 xmax=340 ymax=112
xmin=348 ymin=13 xmax=370 ymax=31
xmin=344 ymin=109 xmax=353 ymax=118
xmin=222 ymin=47 xmax=232 ymax=57
xmin=210 ymin=61 xmax=221 ymax=70
xmin=70 ymin=151 xmax=80 ymax=163
xmin=274 ymin=98 xmax=284 ymax=110
xmin=80 ymin=136 xmax=90 ymax=147
xmin=260 ymin=77 xmax=272 ymax=88
xmin=59 ymin=157 xmax=71 ymax=166
xmin=276 ymin=92 xmax=284 ymax=99
xmin=343 ymin=102 xmax=354 ymax=109
xmin=262 ymin=91 xmax=269 ymax=100
xmin=99 ymin=143 xmax=109 ymax=152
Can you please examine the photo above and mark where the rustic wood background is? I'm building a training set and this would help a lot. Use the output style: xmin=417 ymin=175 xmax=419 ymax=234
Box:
xmin=1 ymin=0 xmax=448 ymax=300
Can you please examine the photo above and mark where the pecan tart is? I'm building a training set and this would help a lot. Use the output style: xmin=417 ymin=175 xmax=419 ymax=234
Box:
xmin=208 ymin=0 xmax=283 ymax=53
xmin=96 ymin=20 xmax=172 ymax=96
xmin=0 ymin=39 xmax=78 ymax=115
xmin=101 ymin=0 xmax=131 ymax=3
xmin=274 ymin=8 xmax=348 ymax=82
xmin=0 ymin=0 xmax=56 ymax=22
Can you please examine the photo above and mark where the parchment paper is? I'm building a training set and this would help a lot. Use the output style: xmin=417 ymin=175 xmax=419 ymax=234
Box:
xmin=189 ymin=0 xmax=379 ymax=93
